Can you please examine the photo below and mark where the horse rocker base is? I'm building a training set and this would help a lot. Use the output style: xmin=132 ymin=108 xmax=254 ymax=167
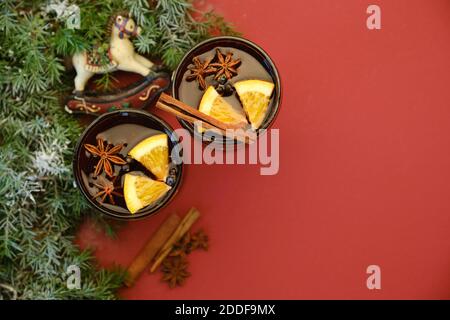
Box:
xmin=65 ymin=72 xmax=171 ymax=116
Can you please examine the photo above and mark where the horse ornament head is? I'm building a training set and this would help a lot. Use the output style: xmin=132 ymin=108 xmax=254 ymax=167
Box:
xmin=113 ymin=13 xmax=141 ymax=39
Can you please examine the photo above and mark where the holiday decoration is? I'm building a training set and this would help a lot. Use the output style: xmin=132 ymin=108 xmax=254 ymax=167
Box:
xmin=64 ymin=74 xmax=170 ymax=115
xmin=0 ymin=0 xmax=237 ymax=299
xmin=65 ymin=9 xmax=172 ymax=115
xmin=72 ymin=12 xmax=157 ymax=94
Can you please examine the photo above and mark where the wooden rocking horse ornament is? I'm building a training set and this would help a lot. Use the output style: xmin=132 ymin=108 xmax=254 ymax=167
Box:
xmin=66 ymin=12 xmax=170 ymax=115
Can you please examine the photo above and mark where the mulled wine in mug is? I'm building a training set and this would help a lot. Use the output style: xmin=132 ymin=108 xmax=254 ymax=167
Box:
xmin=73 ymin=110 xmax=182 ymax=220
xmin=170 ymin=36 xmax=282 ymax=145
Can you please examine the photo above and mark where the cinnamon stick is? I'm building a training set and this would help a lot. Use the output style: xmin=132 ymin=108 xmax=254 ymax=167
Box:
xmin=156 ymin=100 xmax=255 ymax=144
xmin=150 ymin=207 xmax=200 ymax=273
xmin=125 ymin=213 xmax=181 ymax=287
xmin=158 ymin=93 xmax=246 ymax=130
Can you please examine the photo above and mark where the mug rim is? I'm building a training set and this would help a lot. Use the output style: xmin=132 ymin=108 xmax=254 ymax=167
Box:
xmin=72 ymin=109 xmax=183 ymax=220
xmin=171 ymin=35 xmax=282 ymax=145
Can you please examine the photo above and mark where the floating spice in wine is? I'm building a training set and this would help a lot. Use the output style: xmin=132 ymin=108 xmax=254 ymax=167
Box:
xmin=185 ymin=56 xmax=217 ymax=90
xmin=84 ymin=138 xmax=126 ymax=177
xmin=210 ymin=48 xmax=241 ymax=80
xmin=92 ymin=175 xmax=122 ymax=205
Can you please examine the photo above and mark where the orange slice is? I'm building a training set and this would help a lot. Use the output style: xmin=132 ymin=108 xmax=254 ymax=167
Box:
xmin=198 ymin=86 xmax=247 ymax=132
xmin=123 ymin=173 xmax=171 ymax=214
xmin=234 ymin=80 xmax=274 ymax=130
xmin=128 ymin=134 xmax=169 ymax=181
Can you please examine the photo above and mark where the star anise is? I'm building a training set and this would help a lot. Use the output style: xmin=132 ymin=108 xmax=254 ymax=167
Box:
xmin=84 ymin=138 xmax=127 ymax=177
xmin=161 ymin=256 xmax=191 ymax=288
xmin=92 ymin=175 xmax=122 ymax=205
xmin=169 ymin=233 xmax=192 ymax=257
xmin=185 ymin=56 xmax=216 ymax=90
xmin=210 ymin=48 xmax=241 ymax=80
xmin=191 ymin=229 xmax=209 ymax=251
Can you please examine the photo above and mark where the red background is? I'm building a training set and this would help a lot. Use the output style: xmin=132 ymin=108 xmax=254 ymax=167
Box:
xmin=78 ymin=0 xmax=450 ymax=299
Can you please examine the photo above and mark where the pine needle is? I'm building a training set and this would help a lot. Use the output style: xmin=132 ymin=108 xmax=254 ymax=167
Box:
xmin=0 ymin=0 xmax=237 ymax=299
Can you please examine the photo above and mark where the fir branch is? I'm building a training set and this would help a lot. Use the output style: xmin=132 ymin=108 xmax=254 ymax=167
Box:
xmin=0 ymin=0 xmax=237 ymax=300
xmin=129 ymin=0 xmax=240 ymax=70
xmin=94 ymin=73 xmax=119 ymax=93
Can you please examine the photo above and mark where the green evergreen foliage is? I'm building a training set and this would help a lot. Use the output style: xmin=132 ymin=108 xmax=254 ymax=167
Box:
xmin=0 ymin=0 xmax=237 ymax=299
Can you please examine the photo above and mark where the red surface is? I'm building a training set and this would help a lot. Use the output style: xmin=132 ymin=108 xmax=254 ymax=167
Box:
xmin=77 ymin=0 xmax=450 ymax=299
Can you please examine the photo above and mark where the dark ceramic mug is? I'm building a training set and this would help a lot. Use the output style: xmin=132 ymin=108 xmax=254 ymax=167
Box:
xmin=73 ymin=110 xmax=183 ymax=220
xmin=171 ymin=36 xmax=282 ymax=145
